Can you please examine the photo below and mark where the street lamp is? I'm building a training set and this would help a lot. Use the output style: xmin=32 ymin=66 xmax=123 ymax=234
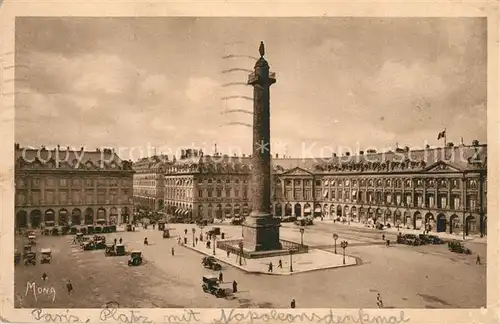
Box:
xmin=212 ymin=235 xmax=216 ymax=255
xmin=299 ymin=226 xmax=305 ymax=246
xmin=332 ymin=233 xmax=338 ymax=254
xmin=192 ymin=228 xmax=196 ymax=247
xmin=198 ymin=222 xmax=205 ymax=241
xmin=341 ymin=240 xmax=348 ymax=265
xmin=289 ymin=249 xmax=294 ymax=273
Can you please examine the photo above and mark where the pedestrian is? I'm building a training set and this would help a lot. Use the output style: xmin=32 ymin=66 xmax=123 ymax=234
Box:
xmin=195 ymin=237 xmax=199 ymax=245
xmin=144 ymin=237 xmax=148 ymax=245
xmin=177 ymin=237 xmax=181 ymax=245
xmin=219 ymin=272 xmax=223 ymax=283
xmin=66 ymin=280 xmax=73 ymax=295
xmin=232 ymin=280 xmax=238 ymax=293
xmin=278 ymin=259 xmax=283 ymax=268
xmin=476 ymin=254 xmax=481 ymax=265
xmin=171 ymin=247 xmax=175 ymax=256
xmin=184 ymin=229 xmax=188 ymax=235
xmin=114 ymin=238 xmax=117 ymax=245
xmin=153 ymin=224 xmax=155 ymax=230
xmin=376 ymin=293 xmax=383 ymax=308
xmin=199 ymin=233 xmax=203 ymax=242
xmin=268 ymin=262 xmax=273 ymax=273
xmin=184 ymin=237 xmax=187 ymax=245
xmin=119 ymin=237 xmax=123 ymax=244
xmin=227 ymin=250 xmax=230 ymax=258
xmin=290 ymin=298 xmax=296 ymax=309
xmin=41 ymin=273 xmax=48 ymax=281
xmin=382 ymin=234 xmax=385 ymax=241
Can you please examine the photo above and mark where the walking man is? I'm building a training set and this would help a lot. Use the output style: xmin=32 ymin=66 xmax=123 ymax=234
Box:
xmin=227 ymin=250 xmax=230 ymax=258
xmin=476 ymin=254 xmax=481 ymax=265
xmin=382 ymin=234 xmax=385 ymax=241
xmin=232 ymin=280 xmax=238 ymax=293
xmin=114 ymin=238 xmax=117 ymax=245
xmin=376 ymin=293 xmax=383 ymax=308
xmin=268 ymin=262 xmax=273 ymax=273
xmin=66 ymin=280 xmax=73 ymax=295
xmin=171 ymin=247 xmax=175 ymax=256
xmin=195 ymin=237 xmax=199 ymax=245
xmin=290 ymin=298 xmax=296 ymax=309
xmin=219 ymin=272 xmax=223 ymax=283
xmin=41 ymin=273 xmax=48 ymax=281
xmin=278 ymin=259 xmax=283 ymax=268
xmin=119 ymin=237 xmax=123 ymax=244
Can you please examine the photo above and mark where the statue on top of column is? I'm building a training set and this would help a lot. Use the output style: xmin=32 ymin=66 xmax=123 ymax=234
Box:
xmin=259 ymin=41 xmax=265 ymax=57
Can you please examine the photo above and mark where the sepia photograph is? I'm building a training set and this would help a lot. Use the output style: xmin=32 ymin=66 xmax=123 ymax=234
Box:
xmin=5 ymin=11 xmax=493 ymax=317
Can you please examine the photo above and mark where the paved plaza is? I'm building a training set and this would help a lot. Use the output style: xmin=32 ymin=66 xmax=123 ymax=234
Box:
xmin=14 ymin=222 xmax=486 ymax=308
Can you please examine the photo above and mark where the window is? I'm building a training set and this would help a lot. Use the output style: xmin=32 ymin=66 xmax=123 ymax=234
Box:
xmin=452 ymin=196 xmax=460 ymax=209
xmin=16 ymin=192 xmax=26 ymax=205
xmin=59 ymin=178 xmax=67 ymax=187
xmin=198 ymin=189 xmax=203 ymax=198
xmin=86 ymin=179 xmax=93 ymax=187
xmin=46 ymin=191 xmax=55 ymax=204
xmin=243 ymin=188 xmax=248 ymax=199
xmin=32 ymin=178 xmax=40 ymax=188
xmin=243 ymin=179 xmax=248 ymax=184
xmin=234 ymin=190 xmax=239 ymax=197
xmin=97 ymin=190 xmax=106 ymax=204
xmin=208 ymin=188 xmax=213 ymax=198
xmin=216 ymin=189 xmax=222 ymax=197
xmin=46 ymin=178 xmax=55 ymax=187
xmin=235 ymin=179 xmax=240 ymax=184
xmin=86 ymin=191 xmax=93 ymax=204
xmin=17 ymin=178 xmax=25 ymax=188
xmin=226 ymin=179 xmax=230 ymax=184
xmin=294 ymin=188 xmax=301 ymax=199
xmin=208 ymin=179 xmax=213 ymax=184
xmin=217 ymin=179 xmax=222 ymax=184
xmin=32 ymin=191 xmax=40 ymax=204
xmin=110 ymin=191 xmax=117 ymax=203
xmin=225 ymin=188 xmax=231 ymax=197
xmin=345 ymin=180 xmax=350 ymax=186
xmin=72 ymin=191 xmax=81 ymax=204
xmin=294 ymin=179 xmax=301 ymax=186
xmin=59 ymin=191 xmax=68 ymax=204
xmin=439 ymin=196 xmax=447 ymax=209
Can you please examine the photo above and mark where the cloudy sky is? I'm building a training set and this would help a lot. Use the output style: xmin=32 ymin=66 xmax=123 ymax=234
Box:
xmin=15 ymin=17 xmax=486 ymax=160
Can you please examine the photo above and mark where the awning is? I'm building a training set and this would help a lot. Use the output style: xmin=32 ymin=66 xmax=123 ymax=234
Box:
xmin=183 ymin=210 xmax=189 ymax=216
xmin=314 ymin=207 xmax=321 ymax=212
xmin=175 ymin=208 xmax=180 ymax=214
xmin=304 ymin=207 xmax=311 ymax=213
xmin=323 ymin=190 xmax=329 ymax=198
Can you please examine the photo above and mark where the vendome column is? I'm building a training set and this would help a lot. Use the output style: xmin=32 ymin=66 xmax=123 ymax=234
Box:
xmin=242 ymin=42 xmax=282 ymax=252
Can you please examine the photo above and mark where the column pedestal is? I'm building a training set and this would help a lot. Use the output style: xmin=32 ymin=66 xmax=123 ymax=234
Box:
xmin=242 ymin=213 xmax=281 ymax=252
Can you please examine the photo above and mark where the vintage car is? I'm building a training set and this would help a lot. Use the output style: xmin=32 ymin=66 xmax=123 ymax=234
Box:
xmin=23 ymin=244 xmax=32 ymax=254
xmin=28 ymin=235 xmax=37 ymax=246
xmin=294 ymin=217 xmax=313 ymax=226
xmin=75 ymin=232 xmax=84 ymax=242
xmin=40 ymin=248 xmax=52 ymax=264
xmin=157 ymin=221 xmax=166 ymax=231
xmin=87 ymin=226 xmax=95 ymax=235
xmin=82 ymin=241 xmax=95 ymax=251
xmin=115 ymin=244 xmax=126 ymax=256
xmin=126 ymin=224 xmax=134 ymax=232
xmin=201 ymin=256 xmax=222 ymax=271
xmin=51 ymin=227 xmax=59 ymax=236
xmin=14 ymin=249 xmax=21 ymax=265
xmin=105 ymin=244 xmax=116 ymax=256
xmin=24 ymin=252 xmax=37 ymax=265
xmin=231 ymin=218 xmax=243 ymax=225
xmin=94 ymin=240 xmax=106 ymax=250
xmin=399 ymin=234 xmax=421 ymax=246
xmin=70 ymin=226 xmax=78 ymax=235
xmin=26 ymin=230 xmax=36 ymax=238
xmin=109 ymin=225 xmax=117 ymax=232
xmin=80 ymin=227 xmax=88 ymax=235
xmin=94 ymin=226 xmax=103 ymax=234
xmin=202 ymin=275 xmax=226 ymax=298
xmin=128 ymin=251 xmax=143 ymax=266
xmin=163 ymin=229 xmax=171 ymax=239
xmin=448 ymin=240 xmax=471 ymax=254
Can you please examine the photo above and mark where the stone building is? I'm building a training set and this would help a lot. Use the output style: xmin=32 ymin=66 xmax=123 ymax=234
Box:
xmin=132 ymin=155 xmax=169 ymax=213
xmin=164 ymin=142 xmax=487 ymax=236
xmin=14 ymin=144 xmax=134 ymax=228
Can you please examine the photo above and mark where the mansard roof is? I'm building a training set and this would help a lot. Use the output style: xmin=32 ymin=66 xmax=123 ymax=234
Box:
xmin=15 ymin=146 xmax=133 ymax=171
xmin=165 ymin=144 xmax=487 ymax=175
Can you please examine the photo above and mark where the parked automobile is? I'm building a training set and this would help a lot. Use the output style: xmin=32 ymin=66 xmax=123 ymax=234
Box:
xmin=115 ymin=244 xmax=126 ymax=256
xmin=231 ymin=218 xmax=243 ymax=225
xmin=105 ymin=244 xmax=116 ymax=256
xmin=40 ymin=248 xmax=52 ymax=264
xmin=126 ymin=224 xmax=134 ymax=232
xmin=28 ymin=235 xmax=37 ymax=246
xmin=24 ymin=252 xmax=37 ymax=266
xmin=448 ymin=240 xmax=471 ymax=254
xmin=399 ymin=234 xmax=421 ymax=246
xmin=128 ymin=251 xmax=143 ymax=266
xmin=294 ymin=218 xmax=313 ymax=226
xmin=163 ymin=229 xmax=171 ymax=239
xmin=202 ymin=275 xmax=226 ymax=298
xmin=202 ymin=256 xmax=222 ymax=271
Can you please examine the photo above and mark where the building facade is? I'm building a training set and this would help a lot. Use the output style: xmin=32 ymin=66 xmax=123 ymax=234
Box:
xmin=132 ymin=155 xmax=169 ymax=213
xmin=14 ymin=144 xmax=135 ymax=228
xmin=164 ymin=143 xmax=487 ymax=236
